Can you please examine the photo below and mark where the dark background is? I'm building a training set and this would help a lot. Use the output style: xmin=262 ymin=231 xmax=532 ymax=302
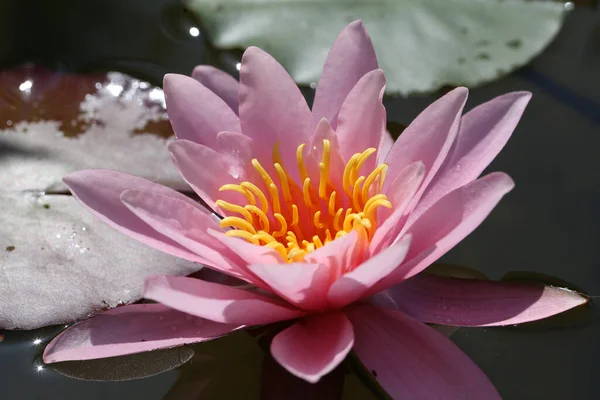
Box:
xmin=0 ymin=0 xmax=599 ymax=398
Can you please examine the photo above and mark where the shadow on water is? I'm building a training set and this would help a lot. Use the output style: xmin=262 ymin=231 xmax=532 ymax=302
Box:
xmin=0 ymin=0 xmax=599 ymax=399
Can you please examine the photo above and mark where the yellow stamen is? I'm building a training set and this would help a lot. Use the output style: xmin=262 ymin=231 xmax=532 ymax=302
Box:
xmin=217 ymin=141 xmax=392 ymax=262
xmin=219 ymin=184 xmax=255 ymax=206
xmin=313 ymin=211 xmax=326 ymax=229
xmin=221 ymin=217 xmax=257 ymax=234
xmin=215 ymin=200 xmax=253 ymax=223
xmin=273 ymin=213 xmax=287 ymax=237
xmin=246 ymin=205 xmax=270 ymax=231
xmin=342 ymin=154 xmax=360 ymax=197
xmin=352 ymin=176 xmax=366 ymax=211
xmin=226 ymin=230 xmax=259 ymax=244
xmin=362 ymin=164 xmax=388 ymax=205
xmin=291 ymin=204 xmax=299 ymax=226
xmin=303 ymin=178 xmax=313 ymax=207
xmin=274 ymin=163 xmax=292 ymax=203
xmin=241 ymin=182 xmax=268 ymax=214
xmin=328 ymin=191 xmax=337 ymax=216
xmin=313 ymin=235 xmax=324 ymax=249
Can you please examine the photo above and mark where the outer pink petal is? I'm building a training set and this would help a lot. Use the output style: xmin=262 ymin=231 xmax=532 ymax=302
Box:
xmin=239 ymin=46 xmax=314 ymax=167
xmin=191 ymin=65 xmax=239 ymax=114
xmin=377 ymin=130 xmax=394 ymax=164
xmin=328 ymin=235 xmax=412 ymax=309
xmin=63 ymin=169 xmax=205 ymax=263
xmin=335 ymin=69 xmax=386 ymax=168
xmin=120 ymin=190 xmax=253 ymax=281
xmin=312 ymin=20 xmax=378 ymax=128
xmin=411 ymin=92 xmax=531 ymax=223
xmin=383 ymin=87 xmax=468 ymax=207
xmin=163 ymin=74 xmax=240 ymax=148
xmin=168 ymin=139 xmax=251 ymax=212
xmin=382 ymin=273 xmax=588 ymax=326
xmin=144 ymin=275 xmax=305 ymax=326
xmin=346 ymin=303 xmax=500 ymax=399
xmin=43 ymin=304 xmax=239 ymax=363
xmin=370 ymin=172 xmax=515 ymax=294
xmin=270 ymin=312 xmax=354 ymax=384
xmin=246 ymin=263 xmax=330 ymax=311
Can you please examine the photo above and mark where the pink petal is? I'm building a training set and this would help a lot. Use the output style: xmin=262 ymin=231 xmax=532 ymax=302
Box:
xmin=163 ymin=74 xmax=240 ymax=148
xmin=383 ymin=273 xmax=588 ymax=326
xmin=308 ymin=118 xmax=346 ymax=189
xmin=63 ymin=169 xmax=205 ymax=263
xmin=304 ymin=230 xmax=358 ymax=281
xmin=270 ymin=312 xmax=354 ymax=383
xmin=370 ymin=162 xmax=425 ymax=254
xmin=372 ymin=172 xmax=515 ymax=292
xmin=377 ymin=130 xmax=394 ymax=164
xmin=246 ymin=263 xmax=330 ymax=311
xmin=312 ymin=20 xmax=378 ymax=128
xmin=335 ymin=69 xmax=386 ymax=168
xmin=43 ymin=304 xmax=239 ymax=363
xmin=346 ymin=303 xmax=500 ymax=399
xmin=383 ymin=87 xmax=468 ymax=207
xmin=120 ymin=189 xmax=253 ymax=281
xmin=168 ymin=139 xmax=252 ymax=212
xmin=328 ymin=235 xmax=412 ymax=309
xmin=239 ymin=46 xmax=314 ymax=168
xmin=191 ymin=65 xmax=239 ymax=114
xmin=144 ymin=275 xmax=305 ymax=325
xmin=216 ymin=131 xmax=254 ymax=165
xmin=411 ymin=91 xmax=531 ymax=223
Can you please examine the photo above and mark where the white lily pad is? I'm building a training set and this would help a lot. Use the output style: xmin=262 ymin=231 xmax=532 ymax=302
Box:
xmin=186 ymin=0 xmax=569 ymax=94
xmin=0 ymin=193 xmax=200 ymax=330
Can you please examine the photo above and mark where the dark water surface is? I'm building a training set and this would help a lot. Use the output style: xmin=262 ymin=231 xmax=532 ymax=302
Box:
xmin=0 ymin=1 xmax=599 ymax=399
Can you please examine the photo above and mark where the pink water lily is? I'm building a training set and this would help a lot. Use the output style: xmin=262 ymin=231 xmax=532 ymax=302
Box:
xmin=43 ymin=21 xmax=587 ymax=399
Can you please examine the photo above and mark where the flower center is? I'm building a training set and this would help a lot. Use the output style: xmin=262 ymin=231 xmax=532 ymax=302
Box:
xmin=216 ymin=140 xmax=392 ymax=262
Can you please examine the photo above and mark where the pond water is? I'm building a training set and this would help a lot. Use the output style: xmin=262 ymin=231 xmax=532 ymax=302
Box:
xmin=0 ymin=0 xmax=599 ymax=399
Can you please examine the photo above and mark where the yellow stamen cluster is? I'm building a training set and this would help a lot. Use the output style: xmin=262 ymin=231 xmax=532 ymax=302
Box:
xmin=217 ymin=140 xmax=392 ymax=262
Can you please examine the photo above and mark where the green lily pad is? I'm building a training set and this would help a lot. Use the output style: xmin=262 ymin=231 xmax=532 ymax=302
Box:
xmin=186 ymin=0 xmax=569 ymax=95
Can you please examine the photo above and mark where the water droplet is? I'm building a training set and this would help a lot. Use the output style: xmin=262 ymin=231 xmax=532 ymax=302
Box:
xmin=309 ymin=82 xmax=317 ymax=89
xmin=564 ymin=2 xmax=574 ymax=11
xmin=235 ymin=63 xmax=241 ymax=71
xmin=6 ymin=120 xmax=12 ymax=126
xmin=189 ymin=27 xmax=200 ymax=37
xmin=56 ymin=234 xmax=61 ymax=238
xmin=81 ymin=226 xmax=87 ymax=231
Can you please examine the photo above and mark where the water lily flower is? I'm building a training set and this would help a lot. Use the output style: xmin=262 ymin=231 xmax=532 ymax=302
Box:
xmin=43 ymin=21 xmax=587 ymax=399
